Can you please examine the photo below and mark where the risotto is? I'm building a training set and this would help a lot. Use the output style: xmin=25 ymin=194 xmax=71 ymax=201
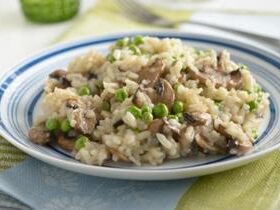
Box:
xmin=28 ymin=36 xmax=269 ymax=166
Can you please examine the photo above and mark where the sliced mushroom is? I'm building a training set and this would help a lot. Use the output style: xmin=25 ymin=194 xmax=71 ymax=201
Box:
xmin=83 ymin=72 xmax=97 ymax=80
xmin=113 ymin=119 xmax=124 ymax=128
xmin=217 ymin=51 xmax=228 ymax=73
xmin=56 ymin=134 xmax=75 ymax=151
xmin=65 ymin=98 xmax=97 ymax=134
xmin=147 ymin=79 xmax=175 ymax=109
xmin=66 ymin=130 xmax=79 ymax=138
xmin=49 ymin=69 xmax=67 ymax=79
xmin=66 ymin=98 xmax=80 ymax=109
xmin=148 ymin=119 xmax=164 ymax=135
xmin=49 ymin=69 xmax=71 ymax=89
xmin=182 ymin=112 xmax=212 ymax=126
xmin=162 ymin=118 xmax=181 ymax=139
xmin=188 ymin=64 xmax=242 ymax=90
xmin=132 ymin=89 xmax=142 ymax=107
xmin=227 ymin=69 xmax=242 ymax=89
xmin=138 ymin=59 xmax=165 ymax=87
xmin=216 ymin=124 xmax=252 ymax=154
xmin=132 ymin=88 xmax=152 ymax=108
xmin=28 ymin=124 xmax=51 ymax=145
xmin=108 ymin=148 xmax=130 ymax=162
xmin=189 ymin=65 xmax=228 ymax=88
xmin=72 ymin=109 xmax=97 ymax=134
xmin=195 ymin=133 xmax=225 ymax=154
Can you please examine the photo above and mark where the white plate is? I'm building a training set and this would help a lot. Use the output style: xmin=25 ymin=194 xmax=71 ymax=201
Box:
xmin=0 ymin=31 xmax=279 ymax=180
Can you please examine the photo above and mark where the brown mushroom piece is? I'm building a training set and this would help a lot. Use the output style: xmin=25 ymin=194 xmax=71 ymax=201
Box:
xmin=162 ymin=118 xmax=180 ymax=138
xmin=132 ymin=88 xmax=152 ymax=108
xmin=189 ymin=65 xmax=228 ymax=88
xmin=148 ymin=119 xmax=164 ymax=135
xmin=28 ymin=124 xmax=51 ymax=145
xmin=65 ymin=99 xmax=97 ymax=134
xmin=181 ymin=112 xmax=212 ymax=126
xmin=188 ymin=64 xmax=242 ymax=90
xmin=227 ymin=69 xmax=242 ymax=89
xmin=56 ymin=134 xmax=75 ymax=151
xmin=138 ymin=59 xmax=165 ymax=87
xmin=195 ymin=133 xmax=226 ymax=154
xmin=147 ymin=79 xmax=175 ymax=109
xmin=217 ymin=124 xmax=252 ymax=154
xmin=217 ymin=51 xmax=228 ymax=73
xmin=72 ymin=109 xmax=97 ymax=134
xmin=108 ymin=148 xmax=130 ymax=162
xmin=49 ymin=69 xmax=71 ymax=89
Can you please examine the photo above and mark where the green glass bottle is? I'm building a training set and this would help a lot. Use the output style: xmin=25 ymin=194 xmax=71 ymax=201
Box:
xmin=20 ymin=0 xmax=80 ymax=23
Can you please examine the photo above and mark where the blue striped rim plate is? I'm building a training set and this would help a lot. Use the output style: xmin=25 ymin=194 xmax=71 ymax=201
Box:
xmin=0 ymin=31 xmax=279 ymax=180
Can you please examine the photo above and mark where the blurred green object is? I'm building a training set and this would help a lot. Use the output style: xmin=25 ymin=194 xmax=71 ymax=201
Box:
xmin=20 ymin=0 xmax=80 ymax=23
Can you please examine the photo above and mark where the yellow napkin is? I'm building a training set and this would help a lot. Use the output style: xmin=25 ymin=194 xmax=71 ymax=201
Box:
xmin=56 ymin=0 xmax=191 ymax=42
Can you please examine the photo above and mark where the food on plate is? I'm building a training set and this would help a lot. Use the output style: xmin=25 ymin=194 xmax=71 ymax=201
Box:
xmin=28 ymin=36 xmax=269 ymax=166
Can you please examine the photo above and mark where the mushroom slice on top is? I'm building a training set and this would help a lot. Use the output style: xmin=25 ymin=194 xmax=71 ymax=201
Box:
xmin=195 ymin=133 xmax=225 ymax=154
xmin=217 ymin=124 xmax=253 ymax=154
xmin=138 ymin=59 xmax=165 ymax=87
xmin=147 ymin=79 xmax=175 ymax=109
xmin=132 ymin=88 xmax=152 ymax=108
xmin=188 ymin=64 xmax=224 ymax=87
xmin=49 ymin=69 xmax=71 ymax=89
xmin=148 ymin=119 xmax=164 ymax=135
xmin=65 ymin=98 xmax=97 ymax=134
xmin=181 ymin=112 xmax=212 ymax=126
xmin=108 ymin=148 xmax=130 ymax=162
xmin=56 ymin=133 xmax=75 ymax=151
xmin=227 ymin=69 xmax=242 ymax=89
xmin=188 ymin=64 xmax=242 ymax=90
xmin=28 ymin=123 xmax=51 ymax=145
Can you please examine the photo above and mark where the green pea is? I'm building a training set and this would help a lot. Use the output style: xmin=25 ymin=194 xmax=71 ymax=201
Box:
xmin=239 ymin=64 xmax=248 ymax=69
xmin=214 ymin=100 xmax=223 ymax=107
xmin=196 ymin=49 xmax=205 ymax=57
xmin=152 ymin=103 xmax=169 ymax=118
xmin=172 ymin=58 xmax=177 ymax=66
xmin=177 ymin=113 xmax=184 ymax=123
xmin=116 ymin=39 xmax=125 ymax=48
xmin=142 ymin=112 xmax=153 ymax=123
xmin=60 ymin=119 xmax=71 ymax=133
xmin=248 ymin=100 xmax=258 ymax=112
xmin=141 ymin=105 xmax=152 ymax=114
xmin=75 ymin=136 xmax=89 ymax=151
xmin=107 ymin=54 xmax=116 ymax=63
xmin=115 ymin=88 xmax=128 ymax=102
xmin=133 ymin=35 xmax=144 ymax=45
xmin=173 ymin=83 xmax=181 ymax=91
xmin=214 ymin=99 xmax=222 ymax=104
xmin=180 ymin=65 xmax=188 ymax=72
xmin=252 ymin=128 xmax=258 ymax=139
xmin=168 ymin=115 xmax=179 ymax=120
xmin=96 ymin=81 xmax=104 ymax=91
xmin=45 ymin=118 xmax=59 ymax=131
xmin=78 ymin=85 xmax=91 ymax=96
xmin=102 ymin=100 xmax=111 ymax=111
xmin=172 ymin=101 xmax=184 ymax=114
xmin=254 ymin=84 xmax=262 ymax=93
xmin=127 ymin=105 xmax=142 ymax=119
xmin=129 ymin=44 xmax=141 ymax=55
